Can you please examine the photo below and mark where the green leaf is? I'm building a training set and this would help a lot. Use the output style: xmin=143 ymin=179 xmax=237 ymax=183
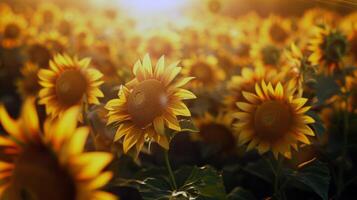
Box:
xmin=179 ymin=166 xmax=227 ymax=200
xmin=126 ymin=165 xmax=227 ymax=200
xmin=166 ymin=117 xmax=199 ymax=140
xmin=227 ymin=187 xmax=256 ymax=200
xmin=285 ymin=160 xmax=330 ymax=200
xmin=243 ymin=159 xmax=274 ymax=183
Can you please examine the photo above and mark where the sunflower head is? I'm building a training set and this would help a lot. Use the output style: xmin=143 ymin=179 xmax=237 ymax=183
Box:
xmin=251 ymin=43 xmax=282 ymax=69
xmin=224 ymin=67 xmax=279 ymax=112
xmin=106 ymin=54 xmax=196 ymax=154
xmin=0 ymin=13 xmax=27 ymax=48
xmin=16 ymin=62 xmax=41 ymax=98
xmin=140 ymin=32 xmax=180 ymax=61
xmin=38 ymin=54 xmax=104 ymax=119
xmin=308 ymin=26 xmax=348 ymax=73
xmin=261 ymin=15 xmax=292 ymax=46
xmin=207 ymin=0 xmax=221 ymax=13
xmin=0 ymin=99 xmax=116 ymax=200
xmin=182 ymin=55 xmax=225 ymax=89
xmin=233 ymin=81 xmax=315 ymax=158
xmin=27 ymin=43 xmax=52 ymax=68
xmin=193 ymin=112 xmax=236 ymax=154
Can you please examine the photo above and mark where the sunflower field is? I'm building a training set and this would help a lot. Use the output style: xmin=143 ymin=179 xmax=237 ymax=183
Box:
xmin=1 ymin=0 xmax=357 ymax=199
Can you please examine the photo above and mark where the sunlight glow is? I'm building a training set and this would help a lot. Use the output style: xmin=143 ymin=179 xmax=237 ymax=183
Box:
xmin=116 ymin=0 xmax=190 ymax=30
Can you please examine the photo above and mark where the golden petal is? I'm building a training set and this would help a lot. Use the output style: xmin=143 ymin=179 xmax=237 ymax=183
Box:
xmin=74 ymin=152 xmax=113 ymax=179
xmin=153 ymin=117 xmax=165 ymax=135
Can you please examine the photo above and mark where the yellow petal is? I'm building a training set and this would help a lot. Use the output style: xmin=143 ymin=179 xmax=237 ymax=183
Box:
xmin=242 ymin=91 xmax=260 ymax=104
xmin=66 ymin=127 xmax=89 ymax=155
xmin=153 ymin=117 xmax=165 ymax=135
xmin=173 ymin=89 xmax=196 ymax=100
xmin=0 ymin=105 xmax=22 ymax=141
xmin=236 ymin=102 xmax=254 ymax=112
xmin=74 ymin=152 xmax=113 ymax=179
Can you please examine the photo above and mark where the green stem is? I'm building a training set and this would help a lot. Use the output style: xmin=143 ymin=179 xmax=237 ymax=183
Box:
xmin=272 ymin=156 xmax=284 ymax=200
xmin=164 ymin=150 xmax=177 ymax=190
xmin=82 ymin=99 xmax=96 ymax=143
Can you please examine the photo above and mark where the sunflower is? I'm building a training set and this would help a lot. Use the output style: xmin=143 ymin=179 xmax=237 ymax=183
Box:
xmin=260 ymin=15 xmax=293 ymax=47
xmin=193 ymin=112 xmax=236 ymax=154
xmin=207 ymin=0 xmax=221 ymax=14
xmin=299 ymin=8 xmax=340 ymax=32
xmin=231 ymin=34 xmax=253 ymax=67
xmin=251 ymin=42 xmax=283 ymax=69
xmin=105 ymin=54 xmax=196 ymax=154
xmin=233 ymin=81 xmax=315 ymax=158
xmin=25 ymin=31 xmax=68 ymax=68
xmin=38 ymin=54 xmax=104 ymax=119
xmin=0 ymin=99 xmax=116 ymax=200
xmin=282 ymin=43 xmax=312 ymax=97
xmin=140 ymin=32 xmax=181 ymax=61
xmin=0 ymin=12 xmax=27 ymax=48
xmin=16 ymin=62 xmax=41 ymax=98
xmin=182 ymin=54 xmax=225 ymax=90
xmin=224 ymin=67 xmax=279 ymax=112
xmin=31 ymin=2 xmax=61 ymax=28
xmin=308 ymin=26 xmax=348 ymax=74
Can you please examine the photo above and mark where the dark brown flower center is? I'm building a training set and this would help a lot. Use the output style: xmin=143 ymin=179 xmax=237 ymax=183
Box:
xmin=56 ymin=70 xmax=87 ymax=107
xmin=200 ymin=123 xmax=235 ymax=152
xmin=4 ymin=23 xmax=21 ymax=39
xmin=147 ymin=37 xmax=173 ymax=59
xmin=23 ymin=71 xmax=41 ymax=96
xmin=28 ymin=44 xmax=52 ymax=68
xmin=236 ymin=43 xmax=251 ymax=57
xmin=128 ymin=79 xmax=167 ymax=128
xmin=191 ymin=62 xmax=213 ymax=83
xmin=321 ymin=32 xmax=347 ymax=64
xmin=254 ymin=101 xmax=293 ymax=141
xmin=261 ymin=45 xmax=281 ymax=66
xmin=269 ymin=23 xmax=288 ymax=43
xmin=8 ymin=145 xmax=76 ymax=200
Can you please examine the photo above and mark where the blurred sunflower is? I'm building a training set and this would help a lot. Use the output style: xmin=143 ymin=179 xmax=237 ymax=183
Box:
xmin=26 ymin=31 xmax=68 ymax=68
xmin=16 ymin=62 xmax=41 ymax=98
xmin=0 ymin=12 xmax=27 ymax=48
xmin=182 ymin=54 xmax=225 ymax=89
xmin=300 ymin=8 xmax=340 ymax=32
xmin=105 ymin=54 xmax=196 ymax=154
xmin=308 ymin=26 xmax=348 ymax=74
xmin=207 ymin=0 xmax=221 ymax=14
xmin=38 ymin=54 xmax=104 ymax=119
xmin=74 ymin=26 xmax=95 ymax=52
xmin=193 ymin=112 xmax=236 ymax=154
xmin=140 ymin=33 xmax=180 ymax=61
xmin=231 ymin=34 xmax=253 ymax=67
xmin=260 ymin=15 xmax=293 ymax=47
xmin=282 ymin=43 xmax=310 ymax=97
xmin=225 ymin=67 xmax=280 ymax=112
xmin=0 ymin=99 xmax=116 ymax=200
xmin=251 ymin=42 xmax=283 ymax=69
xmin=31 ymin=2 xmax=61 ymax=28
xmin=233 ymin=81 xmax=315 ymax=158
